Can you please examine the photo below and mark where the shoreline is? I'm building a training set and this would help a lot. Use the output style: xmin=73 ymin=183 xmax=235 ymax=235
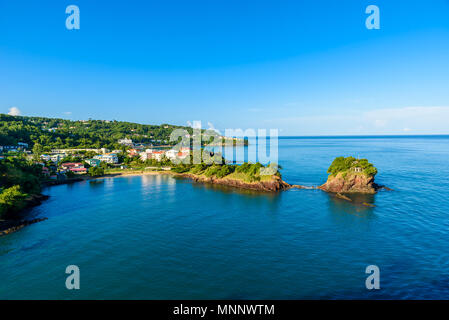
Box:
xmin=2 ymin=169 xmax=385 ymax=236
xmin=0 ymin=194 xmax=50 ymax=236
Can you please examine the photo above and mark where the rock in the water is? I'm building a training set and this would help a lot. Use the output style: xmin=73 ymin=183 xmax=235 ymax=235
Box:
xmin=362 ymin=202 xmax=376 ymax=207
xmin=0 ymin=218 xmax=48 ymax=237
xmin=319 ymin=172 xmax=379 ymax=194
xmin=336 ymin=193 xmax=352 ymax=201
xmin=180 ymin=174 xmax=291 ymax=192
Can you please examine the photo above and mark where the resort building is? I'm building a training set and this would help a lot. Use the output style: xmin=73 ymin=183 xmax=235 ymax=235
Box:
xmin=85 ymin=159 xmax=101 ymax=167
xmin=139 ymin=151 xmax=151 ymax=161
xmin=165 ymin=148 xmax=190 ymax=161
xmin=50 ymin=154 xmax=66 ymax=163
xmin=61 ymin=162 xmax=87 ymax=174
xmin=152 ymin=151 xmax=165 ymax=161
xmin=165 ymin=149 xmax=177 ymax=160
xmin=139 ymin=149 xmax=165 ymax=162
xmin=61 ymin=162 xmax=83 ymax=170
xmin=40 ymin=154 xmax=51 ymax=161
xmin=127 ymin=149 xmax=139 ymax=157
xmin=94 ymin=153 xmax=119 ymax=164
xmin=70 ymin=167 xmax=88 ymax=174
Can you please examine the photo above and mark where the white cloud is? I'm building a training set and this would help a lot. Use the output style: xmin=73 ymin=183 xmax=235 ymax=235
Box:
xmin=64 ymin=111 xmax=72 ymax=115
xmin=8 ymin=106 xmax=21 ymax=116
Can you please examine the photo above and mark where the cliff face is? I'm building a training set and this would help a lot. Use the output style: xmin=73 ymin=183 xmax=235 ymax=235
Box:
xmin=319 ymin=172 xmax=378 ymax=194
xmin=180 ymin=174 xmax=291 ymax=192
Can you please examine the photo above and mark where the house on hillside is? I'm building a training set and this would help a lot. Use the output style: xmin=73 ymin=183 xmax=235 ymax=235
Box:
xmin=139 ymin=149 xmax=165 ymax=162
xmin=61 ymin=162 xmax=87 ymax=174
xmin=61 ymin=162 xmax=83 ymax=170
xmin=40 ymin=154 xmax=51 ymax=161
xmin=166 ymin=148 xmax=190 ymax=161
xmin=165 ymin=149 xmax=177 ymax=160
xmin=152 ymin=151 xmax=165 ymax=161
xmin=50 ymin=154 xmax=66 ymax=163
xmin=118 ymin=138 xmax=133 ymax=146
xmin=70 ymin=167 xmax=88 ymax=174
xmin=127 ymin=149 xmax=139 ymax=157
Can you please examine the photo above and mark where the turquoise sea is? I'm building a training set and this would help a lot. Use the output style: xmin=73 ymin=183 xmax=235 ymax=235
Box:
xmin=1 ymin=136 xmax=449 ymax=299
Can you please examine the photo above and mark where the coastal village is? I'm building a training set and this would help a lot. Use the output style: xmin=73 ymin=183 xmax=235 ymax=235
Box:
xmin=0 ymin=138 xmax=190 ymax=181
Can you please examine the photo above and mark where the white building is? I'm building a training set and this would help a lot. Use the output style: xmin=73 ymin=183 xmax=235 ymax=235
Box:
xmin=139 ymin=149 xmax=165 ymax=162
xmin=40 ymin=154 xmax=51 ymax=161
xmin=165 ymin=149 xmax=177 ymax=160
xmin=139 ymin=152 xmax=150 ymax=161
xmin=165 ymin=148 xmax=190 ymax=161
xmin=50 ymin=154 xmax=65 ymax=163
xmin=118 ymin=138 xmax=133 ymax=146
xmin=94 ymin=153 xmax=119 ymax=164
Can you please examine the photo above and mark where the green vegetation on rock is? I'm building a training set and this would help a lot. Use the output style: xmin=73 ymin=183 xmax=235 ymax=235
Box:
xmin=327 ymin=156 xmax=378 ymax=177
xmin=0 ymin=185 xmax=28 ymax=218
xmin=0 ymin=156 xmax=42 ymax=218
xmin=171 ymin=157 xmax=281 ymax=183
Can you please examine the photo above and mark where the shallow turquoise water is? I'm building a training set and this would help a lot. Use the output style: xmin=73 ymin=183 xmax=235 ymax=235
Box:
xmin=1 ymin=137 xmax=449 ymax=299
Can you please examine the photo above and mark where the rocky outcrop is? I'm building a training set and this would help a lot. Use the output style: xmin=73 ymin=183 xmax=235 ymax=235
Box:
xmin=0 ymin=193 xmax=49 ymax=236
xmin=319 ymin=172 xmax=379 ymax=194
xmin=180 ymin=174 xmax=291 ymax=192
xmin=24 ymin=194 xmax=50 ymax=207
xmin=0 ymin=218 xmax=48 ymax=236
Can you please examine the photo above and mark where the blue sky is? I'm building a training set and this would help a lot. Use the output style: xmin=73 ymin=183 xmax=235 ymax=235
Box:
xmin=1 ymin=0 xmax=449 ymax=135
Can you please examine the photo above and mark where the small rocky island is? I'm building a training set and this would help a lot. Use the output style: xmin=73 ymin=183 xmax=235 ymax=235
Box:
xmin=181 ymin=172 xmax=290 ymax=192
xmin=174 ymin=161 xmax=291 ymax=192
xmin=319 ymin=156 xmax=380 ymax=194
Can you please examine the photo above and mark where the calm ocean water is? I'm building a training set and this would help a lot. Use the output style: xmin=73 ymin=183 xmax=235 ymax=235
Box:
xmin=1 ymin=136 xmax=449 ymax=299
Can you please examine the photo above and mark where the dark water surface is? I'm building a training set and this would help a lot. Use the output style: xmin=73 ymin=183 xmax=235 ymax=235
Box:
xmin=1 ymin=136 xmax=449 ymax=299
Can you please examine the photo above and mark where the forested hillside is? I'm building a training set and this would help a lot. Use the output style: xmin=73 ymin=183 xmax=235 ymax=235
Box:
xmin=0 ymin=114 xmax=192 ymax=150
